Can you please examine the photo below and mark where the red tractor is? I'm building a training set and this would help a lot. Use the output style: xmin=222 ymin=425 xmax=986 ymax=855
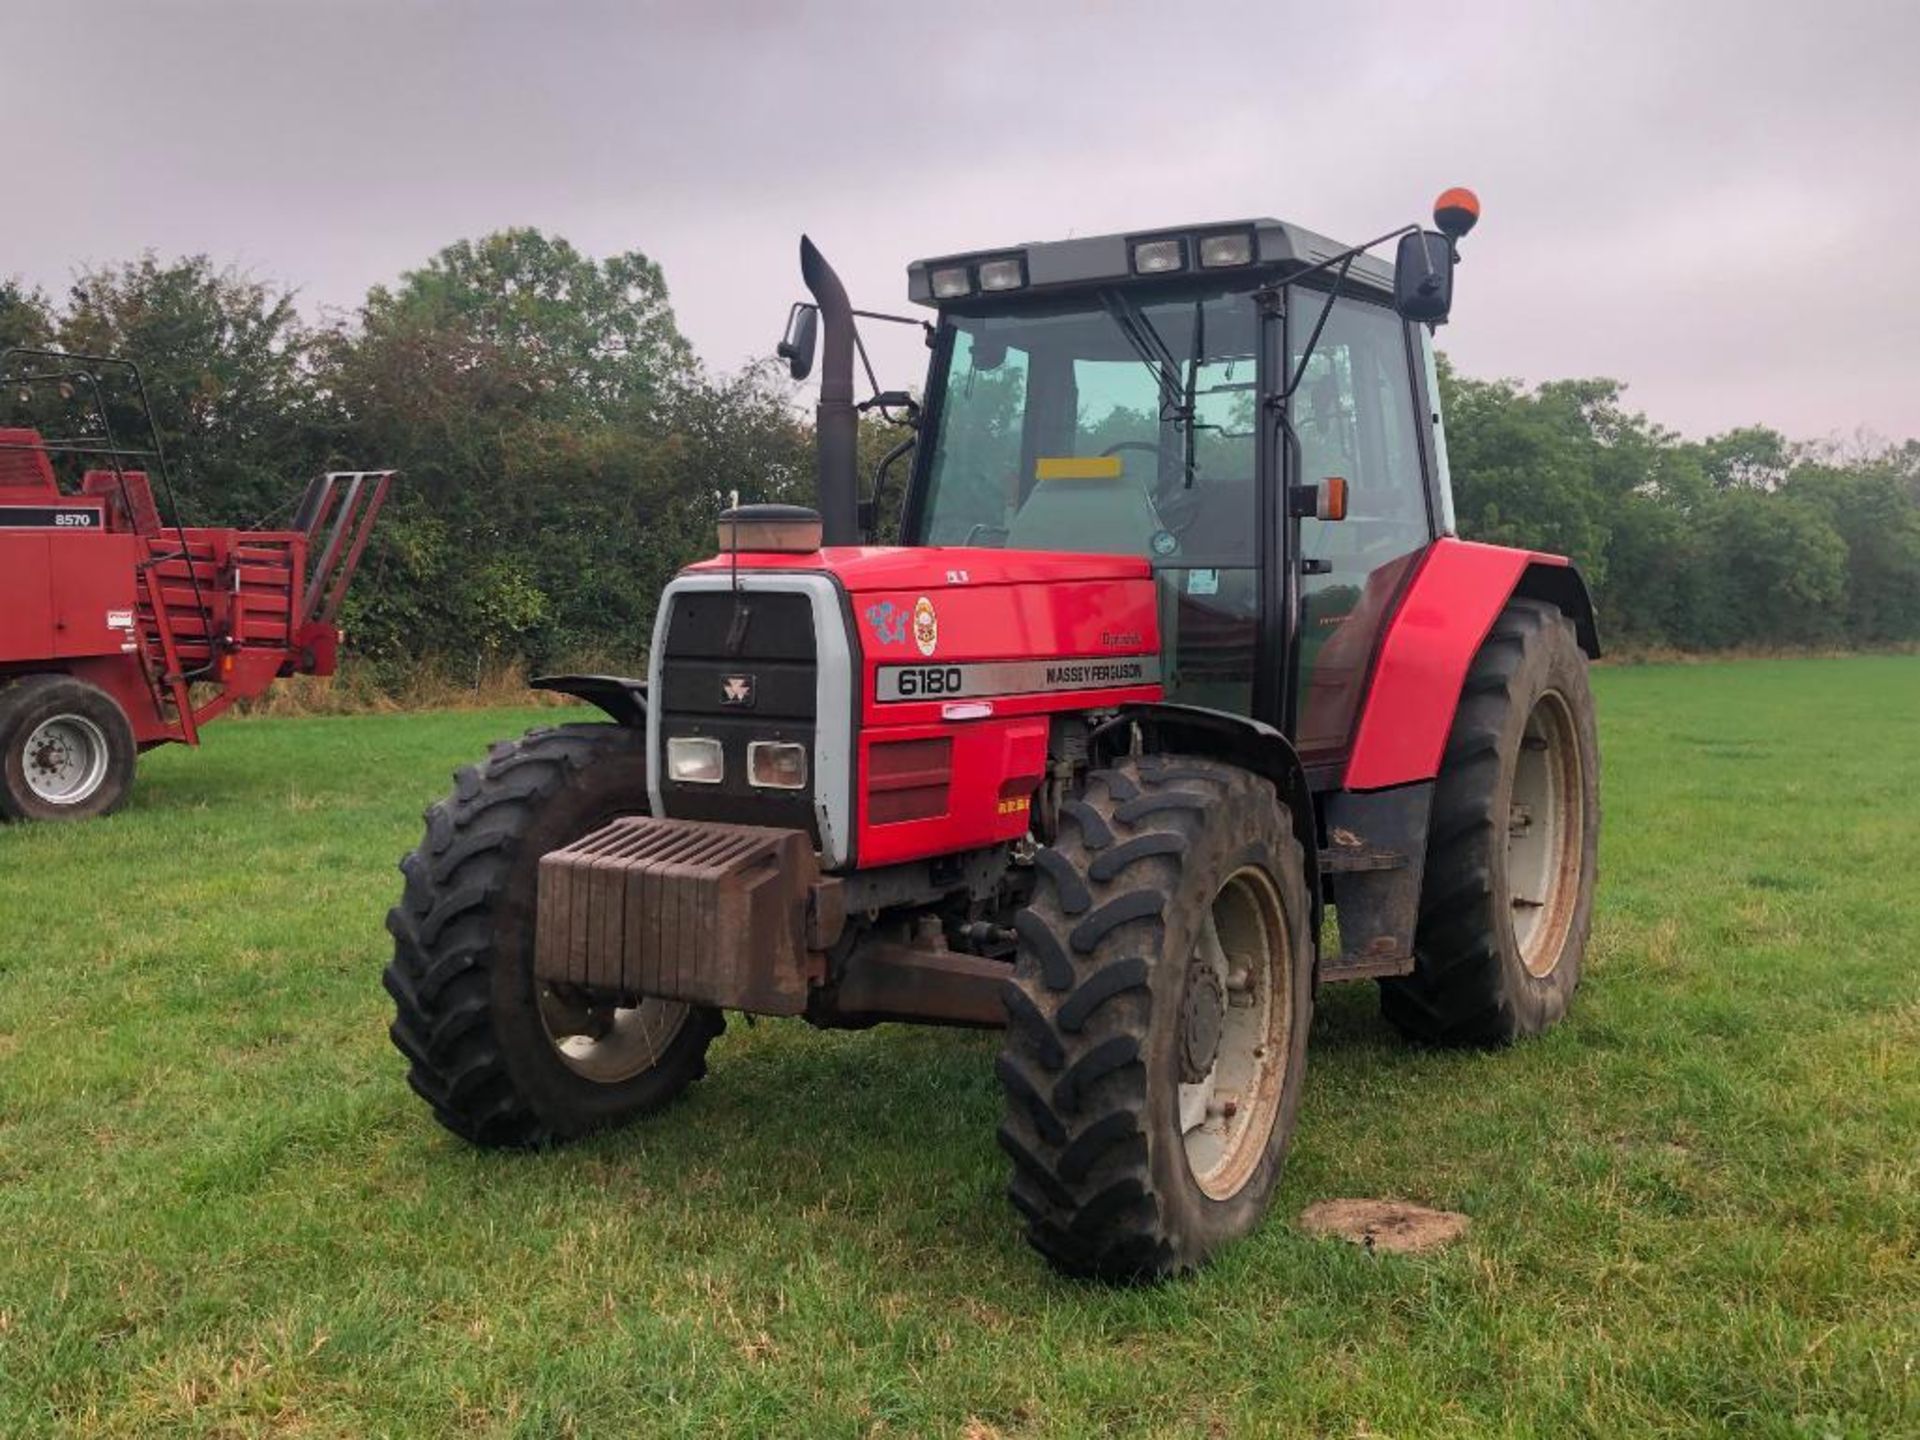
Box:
xmin=0 ymin=351 xmax=390 ymax=820
xmin=385 ymin=190 xmax=1601 ymax=1280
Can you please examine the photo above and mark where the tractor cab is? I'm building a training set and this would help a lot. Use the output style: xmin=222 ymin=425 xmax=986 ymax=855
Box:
xmin=898 ymin=218 xmax=1451 ymax=771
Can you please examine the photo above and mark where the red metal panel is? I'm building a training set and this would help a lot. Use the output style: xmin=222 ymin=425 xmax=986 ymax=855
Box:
xmin=857 ymin=715 xmax=1054 ymax=867
xmin=62 ymin=654 xmax=177 ymax=746
xmin=0 ymin=428 xmax=58 ymax=495
xmin=822 ymin=549 xmax=1164 ymax=866
xmin=0 ymin=534 xmax=56 ymax=661
xmin=1342 ymin=537 xmax=1568 ymax=791
xmin=48 ymin=533 xmax=140 ymax=659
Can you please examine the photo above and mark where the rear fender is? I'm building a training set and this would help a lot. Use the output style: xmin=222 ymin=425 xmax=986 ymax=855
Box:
xmin=531 ymin=673 xmax=648 ymax=728
xmin=1344 ymin=539 xmax=1598 ymax=792
xmin=1095 ymin=702 xmax=1321 ymax=911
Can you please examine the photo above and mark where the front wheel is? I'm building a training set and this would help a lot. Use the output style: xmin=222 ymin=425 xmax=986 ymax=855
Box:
xmin=383 ymin=724 xmax=722 ymax=1147
xmin=0 ymin=675 xmax=137 ymax=822
xmin=996 ymin=756 xmax=1314 ymax=1281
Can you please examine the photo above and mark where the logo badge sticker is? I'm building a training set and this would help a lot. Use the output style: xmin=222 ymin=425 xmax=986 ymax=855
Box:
xmin=865 ymin=600 xmax=909 ymax=646
xmin=912 ymin=595 xmax=938 ymax=657
xmin=721 ymin=675 xmax=755 ymax=707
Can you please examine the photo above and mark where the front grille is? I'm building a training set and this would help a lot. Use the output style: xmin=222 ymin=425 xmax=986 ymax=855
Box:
xmin=656 ymin=588 xmax=819 ymax=839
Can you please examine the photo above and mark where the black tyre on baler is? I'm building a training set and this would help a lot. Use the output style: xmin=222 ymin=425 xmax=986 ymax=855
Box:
xmin=0 ymin=674 xmax=138 ymax=822
xmin=996 ymin=755 xmax=1315 ymax=1281
xmin=384 ymin=723 xmax=722 ymax=1147
xmin=1382 ymin=599 xmax=1600 ymax=1046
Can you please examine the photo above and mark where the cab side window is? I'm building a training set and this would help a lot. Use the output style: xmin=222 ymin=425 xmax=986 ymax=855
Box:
xmin=1292 ymin=295 xmax=1431 ymax=760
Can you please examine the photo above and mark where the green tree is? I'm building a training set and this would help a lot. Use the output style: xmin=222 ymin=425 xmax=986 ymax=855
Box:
xmin=0 ymin=280 xmax=52 ymax=353
xmin=322 ymin=231 xmax=809 ymax=671
xmin=55 ymin=255 xmax=323 ymax=525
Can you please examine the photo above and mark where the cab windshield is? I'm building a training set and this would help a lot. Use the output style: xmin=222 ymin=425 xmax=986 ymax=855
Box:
xmin=911 ymin=285 xmax=1260 ymax=572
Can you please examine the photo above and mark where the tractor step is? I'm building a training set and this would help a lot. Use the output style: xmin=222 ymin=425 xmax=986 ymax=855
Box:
xmin=1319 ymin=943 xmax=1418 ymax=982
xmin=1318 ymin=843 xmax=1408 ymax=874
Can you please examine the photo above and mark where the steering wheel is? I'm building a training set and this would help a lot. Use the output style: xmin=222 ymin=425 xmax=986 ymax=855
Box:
xmin=1100 ymin=439 xmax=1207 ymax=543
xmin=1101 ymin=439 xmax=1163 ymax=466
xmin=1101 ymin=438 xmax=1183 ymax=510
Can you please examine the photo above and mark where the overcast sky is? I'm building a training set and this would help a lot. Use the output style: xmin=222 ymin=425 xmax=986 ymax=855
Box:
xmin=8 ymin=0 xmax=1918 ymax=441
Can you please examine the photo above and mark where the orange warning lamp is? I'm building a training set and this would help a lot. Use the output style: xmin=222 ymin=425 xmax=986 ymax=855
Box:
xmin=1434 ymin=187 xmax=1481 ymax=240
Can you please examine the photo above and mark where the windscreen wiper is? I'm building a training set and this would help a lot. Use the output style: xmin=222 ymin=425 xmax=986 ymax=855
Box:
xmin=1099 ymin=290 xmax=1188 ymax=425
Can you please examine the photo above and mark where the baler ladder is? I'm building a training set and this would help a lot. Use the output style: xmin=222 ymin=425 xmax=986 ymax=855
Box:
xmin=293 ymin=470 xmax=394 ymax=627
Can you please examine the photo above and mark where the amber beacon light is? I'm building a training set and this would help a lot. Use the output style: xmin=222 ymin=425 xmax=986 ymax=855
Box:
xmin=1433 ymin=187 xmax=1481 ymax=239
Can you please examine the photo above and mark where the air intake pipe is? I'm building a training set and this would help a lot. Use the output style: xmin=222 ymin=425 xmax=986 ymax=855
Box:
xmin=800 ymin=235 xmax=860 ymax=546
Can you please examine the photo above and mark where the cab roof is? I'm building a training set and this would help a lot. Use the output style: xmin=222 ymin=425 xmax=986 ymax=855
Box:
xmin=907 ymin=218 xmax=1396 ymax=308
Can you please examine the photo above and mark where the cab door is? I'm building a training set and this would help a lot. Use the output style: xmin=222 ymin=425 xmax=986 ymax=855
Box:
xmin=1288 ymin=294 xmax=1435 ymax=766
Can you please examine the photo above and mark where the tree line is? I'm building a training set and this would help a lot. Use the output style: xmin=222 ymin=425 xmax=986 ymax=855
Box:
xmin=3 ymin=233 xmax=1916 ymax=678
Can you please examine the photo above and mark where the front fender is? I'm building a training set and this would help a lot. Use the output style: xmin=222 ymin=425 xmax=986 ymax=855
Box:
xmin=1094 ymin=702 xmax=1321 ymax=909
xmin=530 ymin=673 xmax=648 ymax=728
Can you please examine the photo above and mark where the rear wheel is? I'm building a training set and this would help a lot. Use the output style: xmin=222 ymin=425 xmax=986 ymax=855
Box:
xmin=996 ymin=756 xmax=1314 ymax=1281
xmin=0 ymin=675 xmax=137 ymax=822
xmin=1382 ymin=600 xmax=1600 ymax=1045
xmin=384 ymin=724 xmax=722 ymax=1147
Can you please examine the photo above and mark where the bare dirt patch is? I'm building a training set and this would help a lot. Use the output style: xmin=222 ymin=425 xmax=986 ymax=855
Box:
xmin=1299 ymin=1199 xmax=1470 ymax=1255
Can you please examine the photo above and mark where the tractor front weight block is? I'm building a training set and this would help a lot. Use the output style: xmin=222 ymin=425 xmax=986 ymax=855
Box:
xmin=534 ymin=816 xmax=822 ymax=1016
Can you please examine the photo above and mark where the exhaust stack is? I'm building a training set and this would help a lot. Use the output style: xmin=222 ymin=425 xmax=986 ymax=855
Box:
xmin=799 ymin=236 xmax=860 ymax=546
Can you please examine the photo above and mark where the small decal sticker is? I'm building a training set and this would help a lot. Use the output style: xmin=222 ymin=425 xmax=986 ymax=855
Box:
xmin=1187 ymin=568 xmax=1220 ymax=596
xmin=721 ymin=675 xmax=755 ymax=707
xmin=865 ymin=600 xmax=909 ymax=646
xmin=106 ymin=609 xmax=135 ymax=630
xmin=912 ymin=595 xmax=938 ymax=657
xmin=997 ymin=795 xmax=1031 ymax=816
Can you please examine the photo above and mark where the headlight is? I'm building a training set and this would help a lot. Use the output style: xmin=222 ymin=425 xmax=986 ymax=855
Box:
xmin=1198 ymin=231 xmax=1255 ymax=268
xmin=1131 ymin=238 xmax=1186 ymax=275
xmin=976 ymin=256 xmax=1026 ymax=292
xmin=930 ymin=265 xmax=973 ymax=299
xmin=665 ymin=735 xmax=723 ymax=784
xmin=747 ymin=741 xmax=808 ymax=790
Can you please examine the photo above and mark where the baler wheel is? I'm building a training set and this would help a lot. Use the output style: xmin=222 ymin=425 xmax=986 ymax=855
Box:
xmin=1382 ymin=599 xmax=1600 ymax=1045
xmin=996 ymin=755 xmax=1314 ymax=1281
xmin=384 ymin=723 xmax=722 ymax=1148
xmin=0 ymin=675 xmax=137 ymax=822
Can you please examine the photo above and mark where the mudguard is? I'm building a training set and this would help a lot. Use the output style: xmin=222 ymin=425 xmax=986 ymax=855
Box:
xmin=530 ymin=673 xmax=648 ymax=727
xmin=1344 ymin=538 xmax=1598 ymax=792
xmin=1097 ymin=702 xmax=1321 ymax=908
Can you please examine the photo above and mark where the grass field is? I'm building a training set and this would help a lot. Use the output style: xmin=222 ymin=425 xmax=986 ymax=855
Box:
xmin=2 ymin=657 xmax=1916 ymax=1438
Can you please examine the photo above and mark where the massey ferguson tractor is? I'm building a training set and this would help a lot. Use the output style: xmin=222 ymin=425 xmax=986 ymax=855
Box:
xmin=385 ymin=189 xmax=1602 ymax=1280
xmin=0 ymin=351 xmax=389 ymax=820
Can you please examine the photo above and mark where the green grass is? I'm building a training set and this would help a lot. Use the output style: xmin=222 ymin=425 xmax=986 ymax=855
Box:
xmin=2 ymin=657 xmax=1916 ymax=1438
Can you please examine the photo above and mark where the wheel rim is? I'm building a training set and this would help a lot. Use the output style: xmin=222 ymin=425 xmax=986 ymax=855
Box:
xmin=1508 ymin=689 xmax=1585 ymax=978
xmin=1178 ymin=865 xmax=1292 ymax=1201
xmin=538 ymin=989 xmax=692 ymax=1084
xmin=21 ymin=714 xmax=110 ymax=805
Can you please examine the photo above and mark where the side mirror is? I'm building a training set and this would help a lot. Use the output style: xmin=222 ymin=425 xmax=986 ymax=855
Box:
xmin=777 ymin=302 xmax=818 ymax=380
xmin=1393 ymin=230 xmax=1455 ymax=324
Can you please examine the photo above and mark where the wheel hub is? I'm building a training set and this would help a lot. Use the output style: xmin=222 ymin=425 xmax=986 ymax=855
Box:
xmin=1180 ymin=959 xmax=1227 ymax=1083
xmin=538 ymin=985 xmax=691 ymax=1084
xmin=1507 ymin=689 xmax=1585 ymax=977
xmin=20 ymin=714 xmax=110 ymax=805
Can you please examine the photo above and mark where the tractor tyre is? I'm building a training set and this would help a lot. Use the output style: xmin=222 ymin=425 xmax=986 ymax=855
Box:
xmin=996 ymin=755 xmax=1314 ymax=1281
xmin=1382 ymin=599 xmax=1600 ymax=1046
xmin=0 ymin=674 xmax=137 ymax=822
xmin=384 ymin=723 xmax=723 ymax=1148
